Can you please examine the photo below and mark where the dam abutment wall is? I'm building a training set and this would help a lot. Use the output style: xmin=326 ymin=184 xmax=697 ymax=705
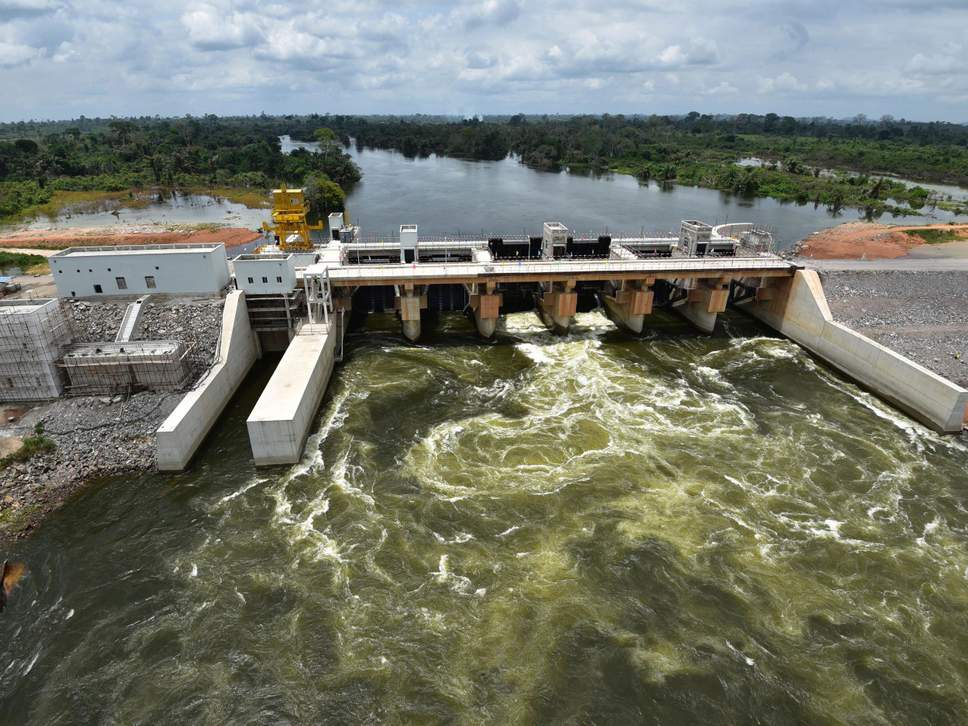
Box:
xmin=156 ymin=290 xmax=259 ymax=470
xmin=744 ymin=269 xmax=968 ymax=433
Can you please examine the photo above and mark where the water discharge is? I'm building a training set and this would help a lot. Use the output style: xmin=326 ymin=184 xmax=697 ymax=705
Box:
xmin=3 ymin=311 xmax=968 ymax=723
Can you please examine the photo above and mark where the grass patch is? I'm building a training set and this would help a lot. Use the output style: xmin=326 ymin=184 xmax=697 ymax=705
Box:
xmin=0 ymin=426 xmax=55 ymax=470
xmin=903 ymin=228 xmax=968 ymax=244
xmin=190 ymin=186 xmax=271 ymax=209
xmin=0 ymin=250 xmax=48 ymax=274
xmin=7 ymin=189 xmax=155 ymax=224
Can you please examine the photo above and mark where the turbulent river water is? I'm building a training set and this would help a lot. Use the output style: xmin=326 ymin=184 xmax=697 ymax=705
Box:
xmin=3 ymin=311 xmax=968 ymax=723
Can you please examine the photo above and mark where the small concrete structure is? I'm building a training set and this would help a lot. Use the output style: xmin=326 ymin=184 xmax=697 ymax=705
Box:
xmin=247 ymin=323 xmax=336 ymax=465
xmin=62 ymin=340 xmax=190 ymax=394
xmin=542 ymin=222 xmax=569 ymax=259
xmin=156 ymin=291 xmax=258 ymax=470
xmin=115 ymin=295 xmax=150 ymax=342
xmin=400 ymin=224 xmax=418 ymax=263
xmin=232 ymin=253 xmax=297 ymax=294
xmin=0 ymin=298 xmax=72 ymax=401
xmin=50 ymin=244 xmax=229 ymax=298
xmin=746 ymin=270 xmax=968 ymax=433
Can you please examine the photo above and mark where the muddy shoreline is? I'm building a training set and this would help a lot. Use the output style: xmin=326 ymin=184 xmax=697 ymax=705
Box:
xmin=0 ymin=224 xmax=262 ymax=251
xmin=796 ymin=222 xmax=968 ymax=260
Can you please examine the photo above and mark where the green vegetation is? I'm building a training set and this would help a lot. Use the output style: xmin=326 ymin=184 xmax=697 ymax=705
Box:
xmin=0 ymin=250 xmax=47 ymax=273
xmin=902 ymin=227 xmax=968 ymax=244
xmin=323 ymin=113 xmax=968 ymax=217
xmin=4 ymin=113 xmax=967 ymax=222
xmin=303 ymin=173 xmax=346 ymax=223
xmin=0 ymin=423 xmax=55 ymax=470
xmin=0 ymin=116 xmax=361 ymax=222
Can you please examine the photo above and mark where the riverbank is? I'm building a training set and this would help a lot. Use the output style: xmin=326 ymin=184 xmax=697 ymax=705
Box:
xmin=795 ymin=222 xmax=968 ymax=259
xmin=0 ymin=297 xmax=224 ymax=540
xmin=0 ymin=224 xmax=262 ymax=251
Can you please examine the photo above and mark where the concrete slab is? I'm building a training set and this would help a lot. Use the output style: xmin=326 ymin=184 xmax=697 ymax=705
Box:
xmin=247 ymin=324 xmax=336 ymax=465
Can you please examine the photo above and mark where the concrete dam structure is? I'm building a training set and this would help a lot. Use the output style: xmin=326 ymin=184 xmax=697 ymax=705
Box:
xmin=207 ymin=218 xmax=963 ymax=469
xmin=0 ymin=217 xmax=891 ymax=470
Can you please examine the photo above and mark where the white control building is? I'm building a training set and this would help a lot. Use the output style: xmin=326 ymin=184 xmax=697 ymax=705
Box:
xmin=49 ymin=244 xmax=230 ymax=298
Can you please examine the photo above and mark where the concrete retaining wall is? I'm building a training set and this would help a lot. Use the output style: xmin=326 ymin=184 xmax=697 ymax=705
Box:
xmin=247 ymin=324 xmax=336 ymax=466
xmin=156 ymin=290 xmax=258 ymax=470
xmin=748 ymin=270 xmax=968 ymax=433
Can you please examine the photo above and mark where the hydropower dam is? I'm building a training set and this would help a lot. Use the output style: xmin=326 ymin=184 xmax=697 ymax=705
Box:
xmin=7 ymin=219 xmax=968 ymax=723
xmin=151 ymin=218 xmax=968 ymax=471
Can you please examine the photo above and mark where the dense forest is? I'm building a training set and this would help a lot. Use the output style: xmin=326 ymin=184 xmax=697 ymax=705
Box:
xmin=2 ymin=113 xmax=967 ymax=223
xmin=321 ymin=113 xmax=968 ymax=217
xmin=0 ymin=115 xmax=360 ymax=221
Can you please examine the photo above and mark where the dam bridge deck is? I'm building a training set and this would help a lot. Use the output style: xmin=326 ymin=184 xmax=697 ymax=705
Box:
xmin=311 ymin=255 xmax=798 ymax=288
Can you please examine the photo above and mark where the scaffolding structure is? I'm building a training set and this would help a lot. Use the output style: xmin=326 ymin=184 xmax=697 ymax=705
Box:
xmin=59 ymin=340 xmax=192 ymax=395
xmin=0 ymin=298 xmax=73 ymax=402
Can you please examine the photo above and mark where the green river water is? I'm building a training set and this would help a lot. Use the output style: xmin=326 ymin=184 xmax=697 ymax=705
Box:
xmin=3 ymin=310 xmax=968 ymax=724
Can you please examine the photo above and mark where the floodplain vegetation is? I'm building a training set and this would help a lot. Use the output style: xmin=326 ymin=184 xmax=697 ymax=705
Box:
xmin=0 ymin=116 xmax=360 ymax=225
xmin=2 ymin=113 xmax=967 ymax=225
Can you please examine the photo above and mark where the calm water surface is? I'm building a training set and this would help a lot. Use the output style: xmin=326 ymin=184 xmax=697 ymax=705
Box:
xmin=9 ymin=136 xmax=966 ymax=248
xmin=3 ymin=311 xmax=968 ymax=723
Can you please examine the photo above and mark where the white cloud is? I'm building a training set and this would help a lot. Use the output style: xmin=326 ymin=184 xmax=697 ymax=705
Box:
xmin=0 ymin=40 xmax=42 ymax=66
xmin=758 ymin=72 xmax=808 ymax=94
xmin=459 ymin=0 xmax=521 ymax=29
xmin=0 ymin=0 xmax=966 ymax=121
xmin=905 ymin=44 xmax=964 ymax=75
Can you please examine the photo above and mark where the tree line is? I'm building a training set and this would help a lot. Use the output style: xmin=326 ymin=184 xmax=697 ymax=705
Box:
xmin=0 ymin=115 xmax=361 ymax=221
xmin=3 ymin=112 xmax=967 ymax=222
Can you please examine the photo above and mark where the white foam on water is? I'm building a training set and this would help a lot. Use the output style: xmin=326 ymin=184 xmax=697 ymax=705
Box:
xmin=432 ymin=554 xmax=474 ymax=594
xmin=216 ymin=477 xmax=265 ymax=506
xmin=916 ymin=517 xmax=941 ymax=547
xmin=22 ymin=651 xmax=40 ymax=676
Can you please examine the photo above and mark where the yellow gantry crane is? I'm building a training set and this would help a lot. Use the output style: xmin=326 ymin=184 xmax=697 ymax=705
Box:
xmin=261 ymin=186 xmax=322 ymax=252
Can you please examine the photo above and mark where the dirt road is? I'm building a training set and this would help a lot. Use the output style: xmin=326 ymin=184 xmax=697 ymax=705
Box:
xmin=797 ymin=222 xmax=968 ymax=260
xmin=0 ymin=225 xmax=262 ymax=251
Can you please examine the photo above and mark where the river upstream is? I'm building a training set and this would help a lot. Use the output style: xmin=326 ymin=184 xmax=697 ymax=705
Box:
xmin=8 ymin=136 xmax=965 ymax=248
xmin=3 ymin=307 xmax=968 ymax=723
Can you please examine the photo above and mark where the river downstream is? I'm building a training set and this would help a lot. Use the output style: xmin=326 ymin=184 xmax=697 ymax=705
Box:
xmin=3 ymin=311 xmax=968 ymax=723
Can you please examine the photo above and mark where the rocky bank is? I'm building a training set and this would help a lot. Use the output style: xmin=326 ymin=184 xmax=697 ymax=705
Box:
xmin=0 ymin=296 xmax=224 ymax=538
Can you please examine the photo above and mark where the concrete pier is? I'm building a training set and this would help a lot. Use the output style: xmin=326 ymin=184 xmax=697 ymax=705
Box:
xmin=746 ymin=270 xmax=968 ymax=433
xmin=674 ymin=280 xmax=729 ymax=334
xmin=396 ymin=285 xmax=426 ymax=342
xmin=156 ymin=291 xmax=258 ymax=470
xmin=246 ymin=323 xmax=337 ymax=465
xmin=539 ymin=282 xmax=577 ymax=334
xmin=468 ymin=283 xmax=501 ymax=338
xmin=602 ymin=280 xmax=654 ymax=334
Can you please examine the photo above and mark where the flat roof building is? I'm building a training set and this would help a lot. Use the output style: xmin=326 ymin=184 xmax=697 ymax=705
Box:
xmin=231 ymin=253 xmax=298 ymax=295
xmin=50 ymin=244 xmax=230 ymax=298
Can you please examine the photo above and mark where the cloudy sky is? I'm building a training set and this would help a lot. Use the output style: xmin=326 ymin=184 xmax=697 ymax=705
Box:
xmin=1 ymin=0 xmax=966 ymax=122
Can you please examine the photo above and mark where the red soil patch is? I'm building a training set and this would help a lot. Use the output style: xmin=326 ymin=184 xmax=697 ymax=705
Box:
xmin=798 ymin=222 xmax=968 ymax=260
xmin=0 ymin=226 xmax=261 ymax=251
